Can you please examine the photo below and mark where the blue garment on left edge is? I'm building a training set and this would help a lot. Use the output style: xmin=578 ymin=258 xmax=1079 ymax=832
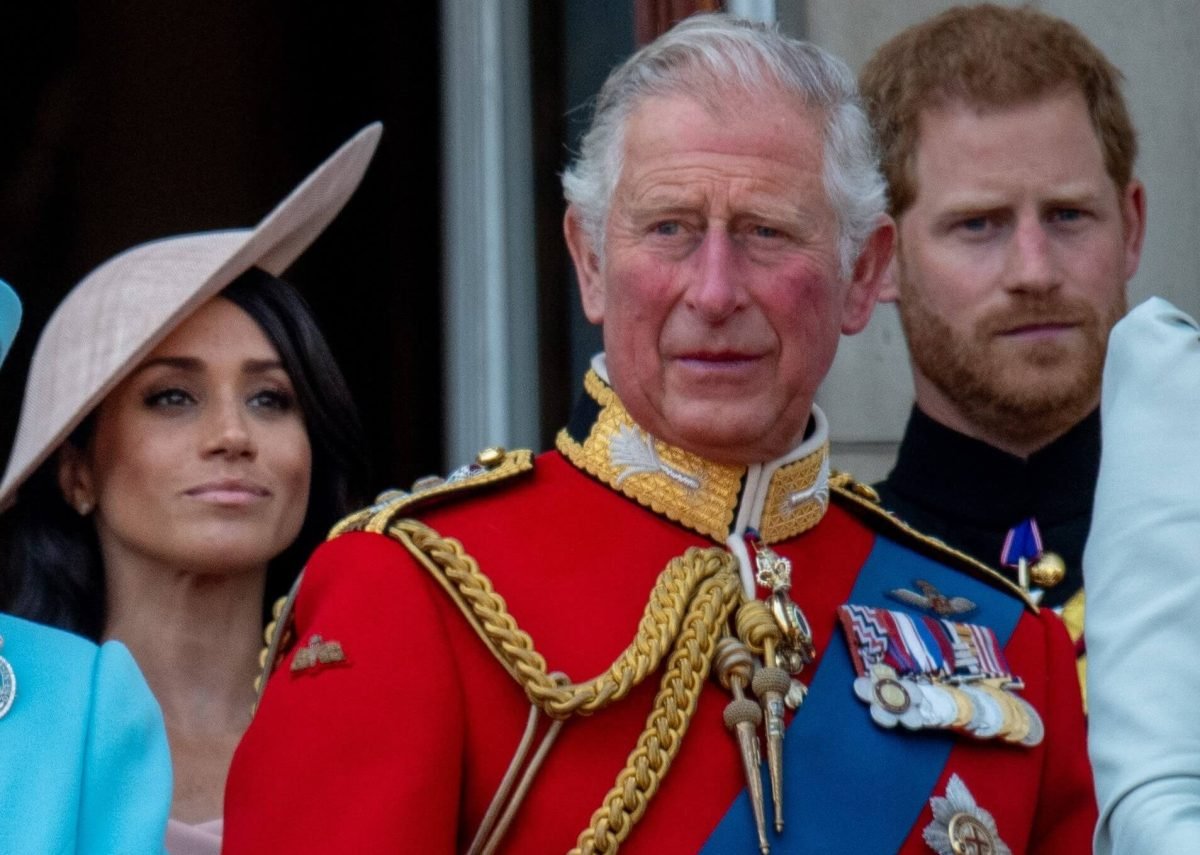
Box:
xmin=0 ymin=612 xmax=172 ymax=855
xmin=701 ymin=535 xmax=1024 ymax=853
xmin=0 ymin=279 xmax=21 ymax=368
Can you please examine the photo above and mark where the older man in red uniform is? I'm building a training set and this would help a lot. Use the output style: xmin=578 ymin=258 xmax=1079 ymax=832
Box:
xmin=225 ymin=15 xmax=1093 ymax=854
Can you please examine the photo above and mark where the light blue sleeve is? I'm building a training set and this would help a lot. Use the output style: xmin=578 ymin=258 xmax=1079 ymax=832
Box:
xmin=76 ymin=640 xmax=173 ymax=855
xmin=1085 ymin=296 xmax=1200 ymax=854
xmin=0 ymin=279 xmax=20 ymax=368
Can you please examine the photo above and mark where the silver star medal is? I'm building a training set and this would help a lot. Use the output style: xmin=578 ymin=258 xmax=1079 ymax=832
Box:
xmin=0 ymin=635 xmax=16 ymax=719
xmin=924 ymin=774 xmax=1012 ymax=855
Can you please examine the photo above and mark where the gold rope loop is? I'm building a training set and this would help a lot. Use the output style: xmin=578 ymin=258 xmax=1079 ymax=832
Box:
xmin=571 ymin=568 xmax=743 ymax=854
xmin=386 ymin=518 xmax=745 ymax=854
xmin=395 ymin=519 xmax=737 ymax=720
xmin=713 ymin=635 xmax=756 ymax=692
xmin=735 ymin=597 xmax=782 ymax=658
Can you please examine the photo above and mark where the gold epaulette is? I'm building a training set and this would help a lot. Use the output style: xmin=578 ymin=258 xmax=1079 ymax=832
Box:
xmin=828 ymin=471 xmax=1038 ymax=613
xmin=328 ymin=446 xmax=535 ymax=539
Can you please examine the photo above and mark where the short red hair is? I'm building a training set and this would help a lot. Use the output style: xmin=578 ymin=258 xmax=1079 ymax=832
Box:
xmin=860 ymin=3 xmax=1137 ymax=217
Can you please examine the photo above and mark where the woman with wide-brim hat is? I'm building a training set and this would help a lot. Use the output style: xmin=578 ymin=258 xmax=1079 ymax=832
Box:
xmin=0 ymin=278 xmax=172 ymax=853
xmin=0 ymin=124 xmax=379 ymax=852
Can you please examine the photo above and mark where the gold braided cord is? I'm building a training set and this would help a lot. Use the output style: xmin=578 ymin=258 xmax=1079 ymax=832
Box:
xmin=571 ymin=567 xmax=743 ymax=855
xmin=385 ymin=519 xmax=744 ymax=853
xmin=392 ymin=519 xmax=739 ymax=721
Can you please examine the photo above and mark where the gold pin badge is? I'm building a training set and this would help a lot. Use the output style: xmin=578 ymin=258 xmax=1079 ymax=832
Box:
xmin=887 ymin=580 xmax=976 ymax=617
xmin=291 ymin=634 xmax=346 ymax=673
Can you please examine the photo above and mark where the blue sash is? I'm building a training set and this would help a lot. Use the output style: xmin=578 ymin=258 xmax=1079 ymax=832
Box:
xmin=700 ymin=536 xmax=1025 ymax=853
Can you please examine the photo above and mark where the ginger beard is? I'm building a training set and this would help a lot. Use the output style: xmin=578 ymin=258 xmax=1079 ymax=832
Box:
xmin=897 ymin=274 xmax=1125 ymax=449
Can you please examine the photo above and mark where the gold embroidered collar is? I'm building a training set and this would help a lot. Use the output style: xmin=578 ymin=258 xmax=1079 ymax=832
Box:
xmin=556 ymin=368 xmax=830 ymax=545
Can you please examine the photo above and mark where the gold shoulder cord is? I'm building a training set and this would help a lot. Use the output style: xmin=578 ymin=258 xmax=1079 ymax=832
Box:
xmin=386 ymin=517 xmax=744 ymax=855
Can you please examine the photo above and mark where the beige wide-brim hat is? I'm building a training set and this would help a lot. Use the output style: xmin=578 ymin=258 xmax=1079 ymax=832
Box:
xmin=0 ymin=122 xmax=383 ymax=511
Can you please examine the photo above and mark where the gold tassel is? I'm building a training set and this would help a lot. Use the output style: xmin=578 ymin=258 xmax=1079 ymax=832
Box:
xmin=753 ymin=664 xmax=791 ymax=833
xmin=716 ymin=637 xmax=770 ymax=855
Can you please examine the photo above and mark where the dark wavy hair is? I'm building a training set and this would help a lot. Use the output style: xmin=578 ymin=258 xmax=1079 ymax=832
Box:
xmin=0 ymin=268 xmax=369 ymax=639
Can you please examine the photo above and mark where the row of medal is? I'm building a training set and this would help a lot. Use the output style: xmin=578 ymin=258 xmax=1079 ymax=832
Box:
xmin=839 ymin=603 xmax=1044 ymax=747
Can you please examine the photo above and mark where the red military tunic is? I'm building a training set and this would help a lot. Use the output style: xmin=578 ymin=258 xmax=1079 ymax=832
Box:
xmin=225 ymin=372 xmax=1094 ymax=853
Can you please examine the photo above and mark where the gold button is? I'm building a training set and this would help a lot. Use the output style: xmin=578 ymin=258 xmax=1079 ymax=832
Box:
xmin=476 ymin=446 xmax=507 ymax=469
xmin=1030 ymin=552 xmax=1067 ymax=587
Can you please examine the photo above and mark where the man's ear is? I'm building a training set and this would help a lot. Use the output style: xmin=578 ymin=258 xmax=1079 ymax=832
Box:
xmin=841 ymin=215 xmax=896 ymax=335
xmin=1120 ymin=179 xmax=1147 ymax=282
xmin=564 ymin=205 xmax=605 ymax=324
xmin=878 ymin=254 xmax=900 ymax=303
xmin=57 ymin=443 xmax=96 ymax=516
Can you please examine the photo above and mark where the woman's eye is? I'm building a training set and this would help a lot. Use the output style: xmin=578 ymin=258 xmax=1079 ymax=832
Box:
xmin=249 ymin=389 xmax=295 ymax=411
xmin=144 ymin=388 xmax=195 ymax=408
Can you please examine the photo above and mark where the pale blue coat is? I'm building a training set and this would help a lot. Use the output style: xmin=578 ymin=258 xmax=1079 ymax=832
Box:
xmin=0 ymin=612 xmax=172 ymax=854
xmin=0 ymin=279 xmax=19 ymax=366
xmin=1086 ymin=297 xmax=1200 ymax=854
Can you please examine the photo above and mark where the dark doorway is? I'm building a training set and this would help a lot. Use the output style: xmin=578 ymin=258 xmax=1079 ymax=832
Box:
xmin=0 ymin=1 xmax=443 ymax=495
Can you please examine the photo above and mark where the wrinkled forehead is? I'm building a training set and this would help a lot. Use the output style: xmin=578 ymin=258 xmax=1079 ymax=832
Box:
xmin=619 ymin=84 xmax=830 ymax=168
xmin=631 ymin=70 xmax=824 ymax=130
xmin=613 ymin=89 xmax=831 ymax=210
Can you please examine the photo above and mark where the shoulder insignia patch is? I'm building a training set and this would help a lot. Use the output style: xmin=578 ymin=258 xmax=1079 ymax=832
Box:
xmin=830 ymin=474 xmax=1037 ymax=614
xmin=329 ymin=447 xmax=535 ymax=539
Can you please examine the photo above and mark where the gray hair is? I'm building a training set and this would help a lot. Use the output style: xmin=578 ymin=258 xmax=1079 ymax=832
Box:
xmin=561 ymin=14 xmax=886 ymax=279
